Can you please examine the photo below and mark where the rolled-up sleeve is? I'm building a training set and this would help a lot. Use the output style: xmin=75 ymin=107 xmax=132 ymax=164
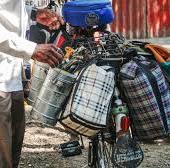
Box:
xmin=0 ymin=30 xmax=37 ymax=61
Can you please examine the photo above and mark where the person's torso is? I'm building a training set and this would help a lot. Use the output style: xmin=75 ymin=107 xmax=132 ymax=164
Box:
xmin=0 ymin=0 xmax=28 ymax=92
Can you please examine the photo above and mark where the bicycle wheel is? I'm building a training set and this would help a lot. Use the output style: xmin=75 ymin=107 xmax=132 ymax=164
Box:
xmin=88 ymin=133 xmax=114 ymax=168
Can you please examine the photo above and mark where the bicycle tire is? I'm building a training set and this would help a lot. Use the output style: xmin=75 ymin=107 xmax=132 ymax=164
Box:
xmin=88 ymin=133 xmax=114 ymax=168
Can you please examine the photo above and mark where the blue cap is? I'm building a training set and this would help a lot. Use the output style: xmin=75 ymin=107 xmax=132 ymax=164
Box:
xmin=62 ymin=0 xmax=114 ymax=27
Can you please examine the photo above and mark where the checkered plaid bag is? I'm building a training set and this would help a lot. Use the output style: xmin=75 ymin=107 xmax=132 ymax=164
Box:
xmin=60 ymin=64 xmax=115 ymax=137
xmin=120 ymin=56 xmax=170 ymax=141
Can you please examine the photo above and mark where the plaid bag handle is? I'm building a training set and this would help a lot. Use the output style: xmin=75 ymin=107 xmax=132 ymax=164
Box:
xmin=133 ymin=56 xmax=157 ymax=69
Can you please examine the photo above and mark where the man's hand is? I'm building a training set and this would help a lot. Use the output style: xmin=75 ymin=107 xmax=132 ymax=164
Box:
xmin=32 ymin=44 xmax=63 ymax=68
xmin=36 ymin=8 xmax=64 ymax=30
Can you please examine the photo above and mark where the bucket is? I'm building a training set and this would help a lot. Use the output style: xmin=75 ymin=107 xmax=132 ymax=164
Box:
xmin=27 ymin=61 xmax=49 ymax=106
xmin=31 ymin=67 xmax=77 ymax=126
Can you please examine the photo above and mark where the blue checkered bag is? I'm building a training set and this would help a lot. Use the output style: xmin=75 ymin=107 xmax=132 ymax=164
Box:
xmin=60 ymin=64 xmax=115 ymax=137
xmin=120 ymin=56 xmax=170 ymax=141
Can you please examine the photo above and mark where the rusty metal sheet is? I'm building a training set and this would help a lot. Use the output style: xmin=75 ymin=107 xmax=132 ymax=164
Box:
xmin=111 ymin=0 xmax=147 ymax=39
xmin=147 ymin=0 xmax=170 ymax=37
xmin=111 ymin=0 xmax=170 ymax=38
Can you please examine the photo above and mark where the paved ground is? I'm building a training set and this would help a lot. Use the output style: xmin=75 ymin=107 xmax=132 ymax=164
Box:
xmin=22 ymin=103 xmax=170 ymax=168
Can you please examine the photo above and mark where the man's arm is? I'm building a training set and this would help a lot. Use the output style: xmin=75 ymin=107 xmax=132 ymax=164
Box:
xmin=0 ymin=28 xmax=36 ymax=61
xmin=0 ymin=8 xmax=64 ymax=67
xmin=0 ymin=29 xmax=63 ymax=67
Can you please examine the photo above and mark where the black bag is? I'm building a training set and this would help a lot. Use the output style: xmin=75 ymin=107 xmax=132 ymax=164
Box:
xmin=29 ymin=24 xmax=51 ymax=44
xmin=60 ymin=141 xmax=82 ymax=157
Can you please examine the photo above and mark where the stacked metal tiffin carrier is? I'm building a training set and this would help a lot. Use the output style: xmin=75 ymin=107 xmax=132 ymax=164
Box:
xmin=29 ymin=42 xmax=94 ymax=126
xmin=27 ymin=61 xmax=50 ymax=106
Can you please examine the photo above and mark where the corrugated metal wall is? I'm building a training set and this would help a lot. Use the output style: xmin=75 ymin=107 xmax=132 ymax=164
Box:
xmin=111 ymin=0 xmax=147 ymax=39
xmin=111 ymin=0 xmax=170 ymax=39
xmin=147 ymin=0 xmax=170 ymax=37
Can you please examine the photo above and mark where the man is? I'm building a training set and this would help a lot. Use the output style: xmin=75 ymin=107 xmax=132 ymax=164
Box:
xmin=0 ymin=0 xmax=64 ymax=167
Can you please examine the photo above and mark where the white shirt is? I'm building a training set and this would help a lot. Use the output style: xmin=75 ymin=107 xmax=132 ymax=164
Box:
xmin=0 ymin=0 xmax=36 ymax=92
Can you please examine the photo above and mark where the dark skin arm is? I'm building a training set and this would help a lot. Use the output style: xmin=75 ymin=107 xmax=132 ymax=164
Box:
xmin=32 ymin=44 xmax=63 ymax=68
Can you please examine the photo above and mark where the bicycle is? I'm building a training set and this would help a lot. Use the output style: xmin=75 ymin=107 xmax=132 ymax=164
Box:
xmin=65 ymin=30 xmax=144 ymax=168
xmin=30 ymin=6 xmax=144 ymax=165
